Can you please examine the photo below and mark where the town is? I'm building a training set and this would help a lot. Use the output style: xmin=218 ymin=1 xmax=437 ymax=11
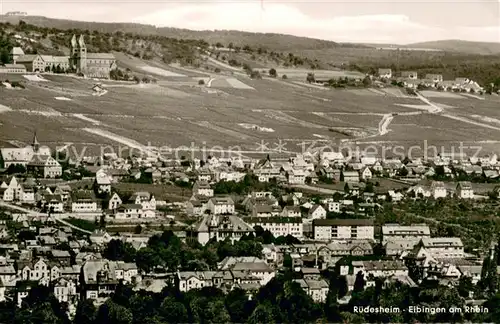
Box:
xmin=1 ymin=12 xmax=500 ymax=324
xmin=0 ymin=130 xmax=499 ymax=322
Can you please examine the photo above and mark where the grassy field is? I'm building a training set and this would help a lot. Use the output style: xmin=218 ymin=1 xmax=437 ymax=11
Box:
xmin=2 ymin=70 xmax=500 ymax=159
xmin=112 ymin=183 xmax=191 ymax=202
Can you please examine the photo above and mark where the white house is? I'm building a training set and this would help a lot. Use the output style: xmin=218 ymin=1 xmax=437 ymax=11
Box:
xmin=192 ymin=181 xmax=214 ymax=197
xmin=195 ymin=214 xmax=254 ymax=245
xmin=108 ymin=192 xmax=122 ymax=210
xmin=313 ymin=219 xmax=375 ymax=241
xmin=378 ymin=68 xmax=392 ymax=79
xmin=247 ymin=217 xmax=303 ymax=239
xmin=95 ymin=170 xmax=112 ymax=194
xmin=430 ymin=181 xmax=447 ymax=198
xmin=294 ymin=279 xmax=329 ymax=303
xmin=286 ymin=169 xmax=306 ymax=185
xmin=114 ymin=204 xmax=143 ymax=219
xmin=207 ymin=197 xmax=235 ymax=215
xmin=27 ymin=155 xmax=63 ymax=178
xmin=308 ymin=205 xmax=327 ymax=219
xmin=71 ymin=191 xmax=99 ymax=213
xmin=360 ymin=167 xmax=372 ymax=180
xmin=456 ymin=181 xmax=474 ymax=199
xmin=281 ymin=205 xmax=301 ymax=217
xmin=418 ymin=237 xmax=465 ymax=259
xmin=129 ymin=192 xmax=156 ymax=211
xmin=53 ymin=278 xmax=77 ymax=303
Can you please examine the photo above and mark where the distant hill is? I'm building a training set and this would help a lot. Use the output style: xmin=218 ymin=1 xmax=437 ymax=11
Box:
xmin=406 ymin=40 xmax=500 ymax=55
xmin=0 ymin=15 xmax=367 ymax=51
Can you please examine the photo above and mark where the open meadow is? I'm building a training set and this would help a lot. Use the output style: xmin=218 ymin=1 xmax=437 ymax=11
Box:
xmin=2 ymin=69 xmax=500 ymax=159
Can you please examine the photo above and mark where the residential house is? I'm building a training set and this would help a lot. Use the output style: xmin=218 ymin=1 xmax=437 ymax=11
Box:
xmin=293 ymin=279 xmax=329 ymax=302
xmin=378 ymin=68 xmax=392 ymax=79
xmin=342 ymin=171 xmax=359 ymax=183
xmin=27 ymin=155 xmax=62 ymax=178
xmin=107 ymin=192 xmax=122 ymax=210
xmin=95 ymin=170 xmax=112 ymax=194
xmin=318 ymin=241 xmax=373 ymax=267
xmin=44 ymin=194 xmax=64 ymax=212
xmin=430 ymin=181 xmax=447 ymax=198
xmin=360 ymin=167 xmax=372 ymax=180
xmin=114 ymin=204 xmax=143 ymax=219
xmin=323 ymin=199 xmax=340 ymax=213
xmin=286 ymin=169 xmax=306 ymax=185
xmin=361 ymin=260 xmax=409 ymax=284
xmin=456 ymin=181 xmax=474 ymax=199
xmin=192 ymin=181 xmax=214 ymax=197
xmin=251 ymin=204 xmax=281 ymax=218
xmin=129 ymin=192 xmax=156 ymax=211
xmin=281 ymin=205 xmax=301 ymax=217
xmin=417 ymin=237 xmax=465 ymax=259
xmin=71 ymin=190 xmax=99 ymax=213
xmin=425 ymin=74 xmax=444 ymax=83
xmin=308 ymin=205 xmax=327 ymax=220
xmin=253 ymin=158 xmax=280 ymax=182
xmin=207 ymin=197 xmax=235 ymax=215
xmin=186 ymin=197 xmax=209 ymax=216
xmin=313 ymin=219 xmax=375 ymax=241
xmin=53 ymin=278 xmax=77 ymax=303
xmin=401 ymin=71 xmax=418 ymax=79
xmin=246 ymin=217 xmax=303 ymax=239
xmin=195 ymin=214 xmax=254 ymax=245
xmin=219 ymin=256 xmax=275 ymax=286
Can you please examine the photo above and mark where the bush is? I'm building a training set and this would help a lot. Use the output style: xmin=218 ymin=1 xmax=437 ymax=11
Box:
xmin=250 ymin=70 xmax=262 ymax=79
xmin=198 ymin=79 xmax=205 ymax=85
xmin=214 ymin=67 xmax=221 ymax=73
xmin=10 ymin=81 xmax=24 ymax=89
xmin=282 ymin=74 xmax=288 ymax=79
xmin=269 ymin=68 xmax=277 ymax=78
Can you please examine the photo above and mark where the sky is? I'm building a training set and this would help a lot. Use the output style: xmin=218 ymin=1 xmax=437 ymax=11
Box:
xmin=1 ymin=0 xmax=499 ymax=44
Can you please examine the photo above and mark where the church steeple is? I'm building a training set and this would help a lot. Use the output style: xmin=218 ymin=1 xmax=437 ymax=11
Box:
xmin=32 ymin=131 xmax=40 ymax=152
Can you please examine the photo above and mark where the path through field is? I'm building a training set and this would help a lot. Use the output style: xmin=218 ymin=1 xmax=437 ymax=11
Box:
xmin=378 ymin=114 xmax=394 ymax=135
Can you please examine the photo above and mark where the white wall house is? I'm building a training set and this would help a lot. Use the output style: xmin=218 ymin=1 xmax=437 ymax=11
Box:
xmin=207 ymin=197 xmax=235 ymax=215
xmin=313 ymin=219 xmax=375 ymax=241
xmin=456 ymin=181 xmax=474 ymax=199
xmin=247 ymin=217 xmax=303 ymax=239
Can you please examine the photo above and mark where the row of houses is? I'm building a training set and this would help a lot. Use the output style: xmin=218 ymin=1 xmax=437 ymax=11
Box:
xmin=377 ymin=68 xmax=483 ymax=92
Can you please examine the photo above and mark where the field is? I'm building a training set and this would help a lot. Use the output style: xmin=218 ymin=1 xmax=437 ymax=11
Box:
xmin=2 ymin=69 xmax=500 ymax=160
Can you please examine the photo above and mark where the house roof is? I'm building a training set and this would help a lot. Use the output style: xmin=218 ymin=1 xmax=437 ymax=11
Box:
xmin=10 ymin=47 xmax=25 ymax=55
xmin=86 ymin=53 xmax=116 ymax=60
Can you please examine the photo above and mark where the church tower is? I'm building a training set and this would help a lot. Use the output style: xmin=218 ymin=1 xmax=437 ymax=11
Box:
xmin=78 ymin=35 xmax=87 ymax=73
xmin=70 ymin=34 xmax=88 ymax=74
xmin=32 ymin=131 xmax=40 ymax=153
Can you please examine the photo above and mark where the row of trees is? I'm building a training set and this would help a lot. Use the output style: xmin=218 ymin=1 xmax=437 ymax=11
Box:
xmin=4 ymin=264 xmax=500 ymax=323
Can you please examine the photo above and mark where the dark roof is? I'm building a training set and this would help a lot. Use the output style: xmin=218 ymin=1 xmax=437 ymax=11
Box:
xmin=313 ymin=219 xmax=374 ymax=226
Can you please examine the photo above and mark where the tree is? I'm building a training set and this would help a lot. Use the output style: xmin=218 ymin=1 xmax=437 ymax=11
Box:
xmin=353 ymin=271 xmax=365 ymax=293
xmin=103 ymin=239 xmax=136 ymax=262
xmin=269 ymin=68 xmax=277 ymax=78
xmin=198 ymin=79 xmax=205 ymax=85
xmin=362 ymin=76 xmax=372 ymax=87
xmin=74 ymin=299 xmax=97 ymax=324
xmin=282 ymin=74 xmax=288 ymax=80
xmin=248 ymin=303 xmax=275 ymax=324
xmin=0 ymin=49 xmax=9 ymax=65
xmin=306 ymin=72 xmax=315 ymax=83
xmin=160 ymin=296 xmax=188 ymax=323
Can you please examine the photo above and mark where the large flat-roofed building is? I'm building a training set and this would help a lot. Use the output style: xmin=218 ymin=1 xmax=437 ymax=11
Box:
xmin=313 ymin=219 xmax=374 ymax=241
xmin=382 ymin=223 xmax=431 ymax=244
